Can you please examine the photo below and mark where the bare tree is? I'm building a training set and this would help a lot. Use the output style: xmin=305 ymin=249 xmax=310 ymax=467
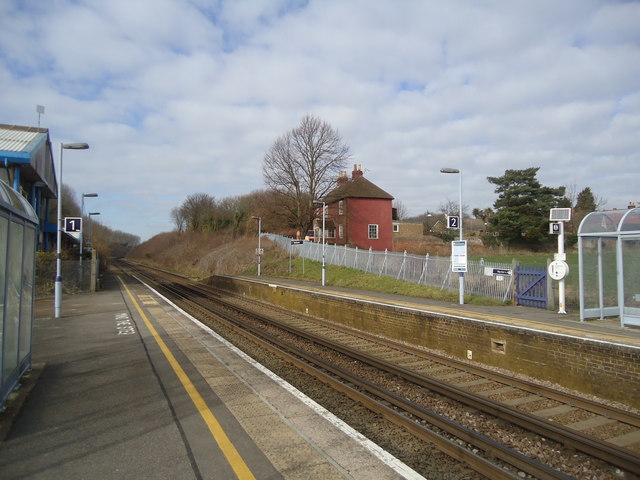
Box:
xmin=181 ymin=193 xmax=216 ymax=232
xmin=393 ymin=199 xmax=408 ymax=220
xmin=263 ymin=114 xmax=351 ymax=233
xmin=170 ymin=206 xmax=186 ymax=233
xmin=439 ymin=198 xmax=469 ymax=218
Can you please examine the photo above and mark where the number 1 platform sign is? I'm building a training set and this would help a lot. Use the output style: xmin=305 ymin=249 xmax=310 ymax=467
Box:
xmin=64 ymin=217 xmax=82 ymax=239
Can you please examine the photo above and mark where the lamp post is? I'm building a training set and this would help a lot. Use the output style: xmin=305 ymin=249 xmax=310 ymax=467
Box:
xmin=87 ymin=212 xmax=100 ymax=292
xmin=88 ymin=212 xmax=100 ymax=247
xmin=79 ymin=193 xmax=98 ymax=269
xmin=313 ymin=200 xmax=326 ymax=286
xmin=55 ymin=142 xmax=90 ymax=318
xmin=251 ymin=216 xmax=262 ymax=276
xmin=440 ymin=167 xmax=464 ymax=304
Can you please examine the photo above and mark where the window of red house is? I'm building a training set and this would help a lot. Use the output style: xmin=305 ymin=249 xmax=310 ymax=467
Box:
xmin=368 ymin=224 xmax=378 ymax=239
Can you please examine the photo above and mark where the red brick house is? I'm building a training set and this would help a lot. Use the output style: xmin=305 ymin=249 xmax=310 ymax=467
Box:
xmin=316 ymin=165 xmax=394 ymax=251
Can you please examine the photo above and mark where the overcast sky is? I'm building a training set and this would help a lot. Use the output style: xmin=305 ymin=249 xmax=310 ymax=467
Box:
xmin=2 ymin=0 xmax=638 ymax=241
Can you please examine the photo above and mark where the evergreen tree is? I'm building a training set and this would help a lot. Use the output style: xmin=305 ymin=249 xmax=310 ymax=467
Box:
xmin=575 ymin=187 xmax=597 ymax=213
xmin=487 ymin=167 xmax=565 ymax=250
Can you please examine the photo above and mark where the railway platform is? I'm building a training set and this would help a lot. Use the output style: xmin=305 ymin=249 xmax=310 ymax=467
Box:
xmin=211 ymin=275 xmax=640 ymax=410
xmin=241 ymin=276 xmax=640 ymax=349
xmin=0 ymin=274 xmax=420 ymax=480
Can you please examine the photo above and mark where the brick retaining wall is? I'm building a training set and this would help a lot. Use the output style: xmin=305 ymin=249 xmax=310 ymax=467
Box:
xmin=210 ymin=276 xmax=639 ymax=409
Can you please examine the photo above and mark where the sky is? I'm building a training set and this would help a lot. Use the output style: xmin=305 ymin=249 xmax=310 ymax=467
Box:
xmin=1 ymin=0 xmax=639 ymax=241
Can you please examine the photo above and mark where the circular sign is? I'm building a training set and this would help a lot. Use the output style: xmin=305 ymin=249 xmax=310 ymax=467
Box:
xmin=548 ymin=260 xmax=569 ymax=280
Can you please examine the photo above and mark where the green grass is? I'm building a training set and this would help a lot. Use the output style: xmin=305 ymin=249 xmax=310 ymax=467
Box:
xmin=246 ymin=252 xmax=507 ymax=307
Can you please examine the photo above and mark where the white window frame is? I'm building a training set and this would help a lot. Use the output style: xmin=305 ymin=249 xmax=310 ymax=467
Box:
xmin=393 ymin=223 xmax=399 ymax=233
xmin=338 ymin=200 xmax=344 ymax=215
xmin=339 ymin=224 xmax=344 ymax=239
xmin=368 ymin=224 xmax=379 ymax=239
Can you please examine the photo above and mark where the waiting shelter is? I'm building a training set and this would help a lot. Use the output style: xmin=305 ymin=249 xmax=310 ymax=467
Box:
xmin=0 ymin=124 xmax=58 ymax=251
xmin=0 ymin=179 xmax=38 ymax=408
xmin=578 ymin=207 xmax=640 ymax=327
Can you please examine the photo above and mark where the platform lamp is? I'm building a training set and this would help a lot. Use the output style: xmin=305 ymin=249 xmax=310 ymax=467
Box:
xmin=312 ymin=200 xmax=326 ymax=286
xmin=55 ymin=142 xmax=90 ymax=318
xmin=440 ymin=167 xmax=464 ymax=305
xmin=79 ymin=193 xmax=98 ymax=269
xmin=251 ymin=216 xmax=262 ymax=276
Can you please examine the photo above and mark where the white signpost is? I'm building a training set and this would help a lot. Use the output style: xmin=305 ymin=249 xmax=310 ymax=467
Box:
xmin=548 ymin=208 xmax=572 ymax=314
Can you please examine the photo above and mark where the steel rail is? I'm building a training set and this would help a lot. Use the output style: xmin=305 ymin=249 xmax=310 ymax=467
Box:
xmin=234 ymin=301 xmax=640 ymax=476
xmin=133 ymin=262 xmax=640 ymax=430
xmin=311 ymin=318 xmax=640 ymax=428
xmin=124 ymin=263 xmax=640 ymax=476
xmin=128 ymin=270 xmax=574 ymax=480
xmin=212 ymin=302 xmax=572 ymax=480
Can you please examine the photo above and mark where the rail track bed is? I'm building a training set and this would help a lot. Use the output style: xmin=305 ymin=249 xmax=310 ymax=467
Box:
xmin=121 ymin=262 xmax=640 ymax=480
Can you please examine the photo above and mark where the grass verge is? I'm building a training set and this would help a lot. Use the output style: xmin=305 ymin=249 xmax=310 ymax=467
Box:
xmin=247 ymin=249 xmax=507 ymax=307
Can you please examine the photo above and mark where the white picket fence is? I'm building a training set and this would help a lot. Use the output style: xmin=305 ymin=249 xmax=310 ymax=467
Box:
xmin=266 ymin=234 xmax=515 ymax=302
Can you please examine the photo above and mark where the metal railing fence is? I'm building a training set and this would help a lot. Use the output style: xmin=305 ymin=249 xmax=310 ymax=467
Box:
xmin=266 ymin=234 xmax=514 ymax=303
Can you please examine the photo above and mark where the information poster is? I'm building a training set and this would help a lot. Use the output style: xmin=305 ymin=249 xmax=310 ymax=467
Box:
xmin=451 ymin=240 xmax=467 ymax=272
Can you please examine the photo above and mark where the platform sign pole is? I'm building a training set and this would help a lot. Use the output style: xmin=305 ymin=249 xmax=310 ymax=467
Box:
xmin=548 ymin=208 xmax=572 ymax=315
xmin=557 ymin=221 xmax=566 ymax=314
xmin=451 ymin=240 xmax=467 ymax=305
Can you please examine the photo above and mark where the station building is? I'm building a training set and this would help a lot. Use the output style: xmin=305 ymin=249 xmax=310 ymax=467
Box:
xmin=0 ymin=124 xmax=58 ymax=251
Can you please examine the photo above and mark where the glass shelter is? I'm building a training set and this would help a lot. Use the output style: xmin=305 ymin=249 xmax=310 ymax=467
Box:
xmin=0 ymin=179 xmax=38 ymax=408
xmin=578 ymin=207 xmax=640 ymax=327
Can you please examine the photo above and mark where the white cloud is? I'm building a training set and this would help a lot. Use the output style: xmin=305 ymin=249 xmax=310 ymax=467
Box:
xmin=1 ymin=0 xmax=639 ymax=240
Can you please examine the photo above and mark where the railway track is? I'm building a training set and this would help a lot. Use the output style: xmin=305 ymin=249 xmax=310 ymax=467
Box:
xmin=120 ymin=262 xmax=640 ymax=479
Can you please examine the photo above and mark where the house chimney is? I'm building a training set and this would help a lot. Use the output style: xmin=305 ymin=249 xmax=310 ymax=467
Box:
xmin=352 ymin=164 xmax=363 ymax=180
xmin=337 ymin=171 xmax=348 ymax=185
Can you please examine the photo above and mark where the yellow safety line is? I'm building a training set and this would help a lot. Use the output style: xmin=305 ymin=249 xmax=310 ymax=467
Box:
xmin=118 ymin=276 xmax=256 ymax=480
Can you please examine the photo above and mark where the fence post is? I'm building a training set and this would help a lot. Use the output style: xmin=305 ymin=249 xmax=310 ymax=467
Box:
xmin=379 ymin=248 xmax=387 ymax=276
xmin=441 ymin=260 xmax=451 ymax=290
xmin=510 ymin=258 xmax=518 ymax=305
xmin=418 ymin=253 xmax=429 ymax=285
xmin=397 ymin=250 xmax=407 ymax=280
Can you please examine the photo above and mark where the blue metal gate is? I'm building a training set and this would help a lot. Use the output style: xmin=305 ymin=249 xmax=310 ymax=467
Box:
xmin=515 ymin=265 xmax=547 ymax=308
